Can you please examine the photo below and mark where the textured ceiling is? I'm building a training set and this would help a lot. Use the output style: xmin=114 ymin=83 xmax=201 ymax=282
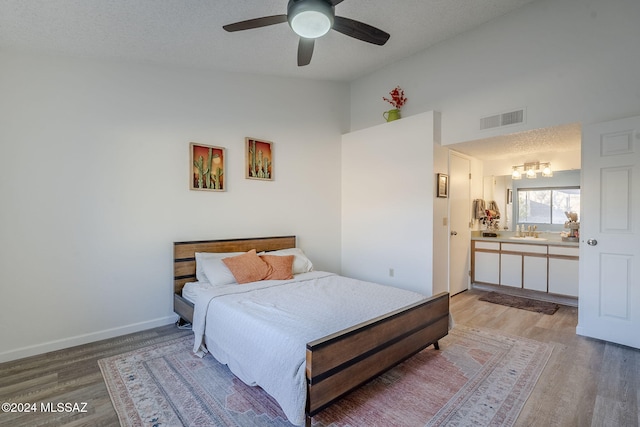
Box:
xmin=448 ymin=123 xmax=582 ymax=161
xmin=0 ymin=0 xmax=537 ymax=82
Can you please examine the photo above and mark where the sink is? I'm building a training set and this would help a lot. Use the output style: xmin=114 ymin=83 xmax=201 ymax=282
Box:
xmin=509 ymin=236 xmax=547 ymax=241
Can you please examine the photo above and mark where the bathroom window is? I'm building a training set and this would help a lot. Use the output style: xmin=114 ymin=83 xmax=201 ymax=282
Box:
xmin=517 ymin=187 xmax=580 ymax=224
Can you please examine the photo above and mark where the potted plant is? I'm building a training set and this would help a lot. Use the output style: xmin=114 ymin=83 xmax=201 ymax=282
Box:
xmin=383 ymin=86 xmax=407 ymax=122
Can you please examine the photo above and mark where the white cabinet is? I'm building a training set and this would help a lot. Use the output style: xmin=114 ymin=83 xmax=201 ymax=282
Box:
xmin=500 ymin=253 xmax=522 ymax=288
xmin=472 ymin=240 xmax=578 ymax=297
xmin=475 ymin=252 xmax=500 ymax=284
xmin=499 ymin=253 xmax=548 ymax=290
xmin=473 ymin=241 xmax=500 ymax=285
xmin=548 ymin=246 xmax=579 ymax=297
xmin=500 ymin=243 xmax=547 ymax=290
xmin=523 ymin=256 xmax=548 ymax=292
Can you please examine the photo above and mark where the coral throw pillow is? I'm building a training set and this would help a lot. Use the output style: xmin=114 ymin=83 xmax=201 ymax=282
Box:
xmin=222 ymin=249 xmax=271 ymax=284
xmin=261 ymin=255 xmax=294 ymax=280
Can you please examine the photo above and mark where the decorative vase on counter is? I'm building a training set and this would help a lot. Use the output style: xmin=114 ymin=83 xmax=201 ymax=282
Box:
xmin=383 ymin=109 xmax=401 ymax=122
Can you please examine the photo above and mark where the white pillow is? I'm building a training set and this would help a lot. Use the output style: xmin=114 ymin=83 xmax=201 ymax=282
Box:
xmin=200 ymin=257 xmax=238 ymax=286
xmin=259 ymin=248 xmax=313 ymax=274
xmin=194 ymin=252 xmax=243 ymax=282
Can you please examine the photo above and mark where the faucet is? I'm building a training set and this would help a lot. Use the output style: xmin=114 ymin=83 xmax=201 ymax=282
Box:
xmin=522 ymin=225 xmax=535 ymax=237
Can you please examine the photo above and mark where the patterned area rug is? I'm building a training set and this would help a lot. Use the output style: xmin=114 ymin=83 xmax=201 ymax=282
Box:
xmin=99 ymin=325 xmax=553 ymax=426
xmin=479 ymin=292 xmax=560 ymax=315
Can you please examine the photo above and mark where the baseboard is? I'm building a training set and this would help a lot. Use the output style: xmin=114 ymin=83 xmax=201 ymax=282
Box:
xmin=0 ymin=315 xmax=179 ymax=364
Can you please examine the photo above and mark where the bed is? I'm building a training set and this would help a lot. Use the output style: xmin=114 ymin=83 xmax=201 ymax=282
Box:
xmin=173 ymin=236 xmax=450 ymax=426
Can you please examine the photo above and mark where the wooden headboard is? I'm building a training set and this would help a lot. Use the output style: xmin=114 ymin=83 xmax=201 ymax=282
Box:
xmin=173 ymin=235 xmax=296 ymax=294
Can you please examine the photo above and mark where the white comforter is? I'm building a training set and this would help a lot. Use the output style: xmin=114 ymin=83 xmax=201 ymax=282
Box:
xmin=192 ymin=271 xmax=426 ymax=426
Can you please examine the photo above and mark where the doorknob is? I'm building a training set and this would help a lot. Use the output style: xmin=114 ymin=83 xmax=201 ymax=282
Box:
xmin=587 ymin=238 xmax=598 ymax=246
xmin=450 ymin=231 xmax=458 ymax=236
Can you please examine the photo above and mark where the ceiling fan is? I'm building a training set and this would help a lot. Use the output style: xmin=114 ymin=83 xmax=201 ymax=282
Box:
xmin=223 ymin=0 xmax=390 ymax=66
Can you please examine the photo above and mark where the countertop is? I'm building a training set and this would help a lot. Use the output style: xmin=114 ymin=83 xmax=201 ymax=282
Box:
xmin=471 ymin=231 xmax=579 ymax=247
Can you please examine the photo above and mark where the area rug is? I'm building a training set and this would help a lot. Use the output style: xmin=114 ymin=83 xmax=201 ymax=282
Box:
xmin=99 ymin=325 xmax=553 ymax=427
xmin=479 ymin=292 xmax=560 ymax=315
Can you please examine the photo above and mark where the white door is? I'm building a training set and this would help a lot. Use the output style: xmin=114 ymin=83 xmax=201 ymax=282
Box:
xmin=449 ymin=152 xmax=471 ymax=295
xmin=578 ymin=115 xmax=640 ymax=349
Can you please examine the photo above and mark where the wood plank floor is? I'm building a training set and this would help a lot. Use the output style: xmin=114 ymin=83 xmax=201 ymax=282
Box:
xmin=452 ymin=289 xmax=639 ymax=427
xmin=1 ymin=289 xmax=638 ymax=426
xmin=0 ymin=324 xmax=191 ymax=427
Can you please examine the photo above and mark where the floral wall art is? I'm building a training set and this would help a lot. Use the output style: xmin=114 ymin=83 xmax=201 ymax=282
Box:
xmin=190 ymin=142 xmax=225 ymax=191
xmin=245 ymin=137 xmax=274 ymax=181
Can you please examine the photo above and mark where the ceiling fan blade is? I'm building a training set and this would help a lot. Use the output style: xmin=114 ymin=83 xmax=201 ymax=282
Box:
xmin=223 ymin=15 xmax=287 ymax=32
xmin=332 ymin=16 xmax=390 ymax=46
xmin=330 ymin=0 xmax=346 ymax=5
xmin=298 ymin=38 xmax=315 ymax=66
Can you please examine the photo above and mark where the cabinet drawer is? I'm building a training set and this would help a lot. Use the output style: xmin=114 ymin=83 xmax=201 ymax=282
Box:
xmin=548 ymin=245 xmax=579 ymax=257
xmin=475 ymin=241 xmax=500 ymax=251
xmin=501 ymin=243 xmax=548 ymax=254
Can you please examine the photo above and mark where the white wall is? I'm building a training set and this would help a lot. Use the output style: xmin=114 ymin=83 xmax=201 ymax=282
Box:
xmin=349 ymin=0 xmax=640 ymax=144
xmin=0 ymin=52 xmax=348 ymax=362
xmin=341 ymin=112 xmax=437 ymax=296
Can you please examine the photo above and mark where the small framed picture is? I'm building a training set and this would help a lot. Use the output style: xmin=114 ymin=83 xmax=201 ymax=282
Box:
xmin=190 ymin=142 xmax=225 ymax=191
xmin=507 ymin=188 xmax=513 ymax=204
xmin=437 ymin=173 xmax=449 ymax=198
xmin=245 ymin=137 xmax=274 ymax=181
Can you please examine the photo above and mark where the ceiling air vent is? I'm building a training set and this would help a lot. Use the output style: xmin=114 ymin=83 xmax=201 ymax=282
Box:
xmin=480 ymin=108 xmax=525 ymax=130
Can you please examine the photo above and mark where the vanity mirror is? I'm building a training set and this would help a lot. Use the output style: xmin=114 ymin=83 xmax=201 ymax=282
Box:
xmin=483 ymin=169 xmax=581 ymax=232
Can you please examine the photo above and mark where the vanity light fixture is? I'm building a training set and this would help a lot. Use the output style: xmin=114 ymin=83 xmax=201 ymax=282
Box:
xmin=526 ymin=164 xmax=537 ymax=179
xmin=512 ymin=166 xmax=522 ymax=180
xmin=511 ymin=161 xmax=553 ymax=180
xmin=288 ymin=0 xmax=334 ymax=39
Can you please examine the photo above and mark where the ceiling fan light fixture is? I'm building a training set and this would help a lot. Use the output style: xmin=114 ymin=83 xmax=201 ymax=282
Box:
xmin=288 ymin=0 xmax=334 ymax=39
xmin=224 ymin=0 xmax=388 ymax=67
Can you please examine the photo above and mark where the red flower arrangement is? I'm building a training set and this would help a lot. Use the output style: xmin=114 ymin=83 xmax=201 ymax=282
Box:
xmin=383 ymin=86 xmax=408 ymax=109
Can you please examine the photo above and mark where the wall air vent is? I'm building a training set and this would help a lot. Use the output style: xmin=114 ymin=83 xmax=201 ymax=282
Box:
xmin=480 ymin=108 xmax=525 ymax=130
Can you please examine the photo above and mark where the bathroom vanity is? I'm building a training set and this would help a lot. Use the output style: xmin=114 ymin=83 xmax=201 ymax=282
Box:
xmin=471 ymin=231 xmax=579 ymax=303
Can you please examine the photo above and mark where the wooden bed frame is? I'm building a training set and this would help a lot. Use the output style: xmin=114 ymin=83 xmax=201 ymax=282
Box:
xmin=173 ymin=236 xmax=450 ymax=426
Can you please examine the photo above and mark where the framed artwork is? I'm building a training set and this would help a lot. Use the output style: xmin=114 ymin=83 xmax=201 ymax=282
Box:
xmin=437 ymin=173 xmax=449 ymax=198
xmin=190 ymin=142 xmax=225 ymax=191
xmin=245 ymin=137 xmax=273 ymax=181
